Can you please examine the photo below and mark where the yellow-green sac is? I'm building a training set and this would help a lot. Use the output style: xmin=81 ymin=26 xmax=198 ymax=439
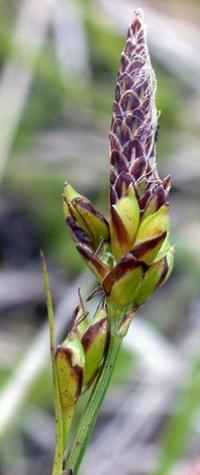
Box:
xmin=135 ymin=204 xmax=170 ymax=244
xmin=134 ymin=245 xmax=174 ymax=308
xmin=103 ymin=256 xmax=144 ymax=308
xmin=130 ymin=231 xmax=167 ymax=265
xmin=134 ymin=256 xmax=167 ymax=308
xmin=110 ymin=184 xmax=140 ymax=260
xmin=81 ymin=309 xmax=110 ymax=388
xmin=55 ymin=334 xmax=85 ymax=409
xmin=64 ymin=182 xmax=109 ymax=249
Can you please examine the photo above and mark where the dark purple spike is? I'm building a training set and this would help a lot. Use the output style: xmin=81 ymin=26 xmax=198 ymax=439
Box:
xmin=110 ymin=9 xmax=167 ymax=204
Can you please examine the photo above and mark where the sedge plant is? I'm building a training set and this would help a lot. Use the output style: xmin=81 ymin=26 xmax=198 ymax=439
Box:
xmin=42 ymin=9 xmax=174 ymax=475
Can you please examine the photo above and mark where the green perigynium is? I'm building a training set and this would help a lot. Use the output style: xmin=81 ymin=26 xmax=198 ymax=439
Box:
xmin=43 ymin=8 xmax=174 ymax=475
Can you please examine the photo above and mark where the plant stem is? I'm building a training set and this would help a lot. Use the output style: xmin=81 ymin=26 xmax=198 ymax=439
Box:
xmin=65 ymin=334 xmax=122 ymax=474
xmin=63 ymin=406 xmax=75 ymax=459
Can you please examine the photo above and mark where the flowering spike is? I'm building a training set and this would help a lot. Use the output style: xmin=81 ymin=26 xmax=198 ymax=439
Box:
xmin=62 ymin=9 xmax=174 ymax=333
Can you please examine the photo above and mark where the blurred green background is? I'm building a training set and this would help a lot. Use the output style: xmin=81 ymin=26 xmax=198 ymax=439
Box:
xmin=0 ymin=1 xmax=200 ymax=474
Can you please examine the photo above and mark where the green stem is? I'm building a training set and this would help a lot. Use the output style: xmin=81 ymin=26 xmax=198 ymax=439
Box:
xmin=65 ymin=334 xmax=122 ymax=474
xmin=63 ymin=406 xmax=75 ymax=459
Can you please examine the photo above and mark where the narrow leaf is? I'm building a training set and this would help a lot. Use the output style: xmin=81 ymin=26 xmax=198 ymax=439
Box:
xmin=40 ymin=251 xmax=64 ymax=475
